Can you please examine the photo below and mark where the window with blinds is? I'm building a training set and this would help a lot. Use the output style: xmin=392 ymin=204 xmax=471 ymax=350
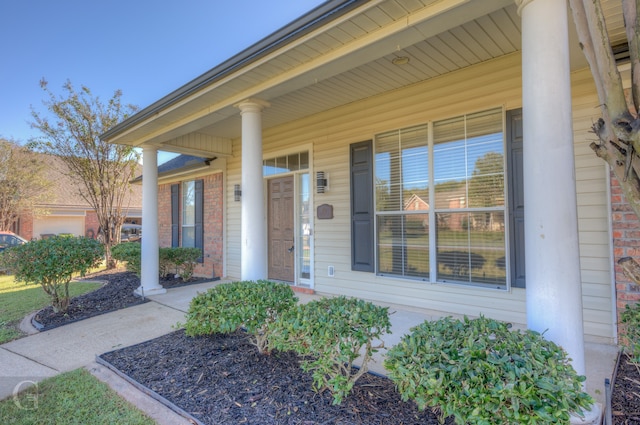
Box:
xmin=374 ymin=108 xmax=507 ymax=288
xmin=375 ymin=125 xmax=430 ymax=279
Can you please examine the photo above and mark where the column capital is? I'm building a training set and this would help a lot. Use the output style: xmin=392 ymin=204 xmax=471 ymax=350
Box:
xmin=514 ymin=0 xmax=534 ymax=16
xmin=236 ymin=98 xmax=271 ymax=114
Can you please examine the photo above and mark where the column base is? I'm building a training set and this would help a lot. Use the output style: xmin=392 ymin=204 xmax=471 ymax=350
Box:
xmin=570 ymin=403 xmax=601 ymax=425
xmin=134 ymin=285 xmax=166 ymax=297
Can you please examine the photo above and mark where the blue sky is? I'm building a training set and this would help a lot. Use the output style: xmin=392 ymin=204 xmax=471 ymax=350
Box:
xmin=0 ymin=0 xmax=325 ymax=163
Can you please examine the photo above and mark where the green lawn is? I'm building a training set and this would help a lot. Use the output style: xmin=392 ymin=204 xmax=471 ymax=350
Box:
xmin=0 ymin=274 xmax=102 ymax=344
xmin=0 ymin=369 xmax=154 ymax=425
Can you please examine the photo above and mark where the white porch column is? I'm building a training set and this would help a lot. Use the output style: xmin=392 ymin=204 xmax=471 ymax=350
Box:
xmin=518 ymin=0 xmax=599 ymax=422
xmin=237 ymin=99 xmax=270 ymax=281
xmin=135 ymin=146 xmax=165 ymax=296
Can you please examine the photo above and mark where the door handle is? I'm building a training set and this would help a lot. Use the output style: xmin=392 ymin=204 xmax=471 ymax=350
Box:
xmin=288 ymin=245 xmax=295 ymax=253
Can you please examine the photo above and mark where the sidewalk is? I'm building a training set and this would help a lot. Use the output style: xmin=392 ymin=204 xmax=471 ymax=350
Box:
xmin=1 ymin=280 xmax=619 ymax=421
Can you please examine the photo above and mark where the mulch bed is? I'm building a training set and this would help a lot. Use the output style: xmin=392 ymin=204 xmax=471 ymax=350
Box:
xmin=99 ymin=329 xmax=452 ymax=425
xmin=33 ymin=269 xmax=148 ymax=330
xmin=33 ymin=269 xmax=209 ymax=331
xmin=612 ymin=354 xmax=640 ymax=424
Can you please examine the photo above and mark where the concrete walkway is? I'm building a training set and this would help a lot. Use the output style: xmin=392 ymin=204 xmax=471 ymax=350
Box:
xmin=1 ymin=280 xmax=619 ymax=422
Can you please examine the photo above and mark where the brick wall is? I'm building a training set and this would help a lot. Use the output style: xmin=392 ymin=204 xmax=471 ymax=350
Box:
xmin=611 ymin=174 xmax=640 ymax=335
xmin=17 ymin=212 xmax=34 ymax=241
xmin=85 ymin=210 xmax=100 ymax=239
xmin=157 ymin=172 xmax=224 ymax=279
xmin=158 ymin=184 xmax=172 ymax=248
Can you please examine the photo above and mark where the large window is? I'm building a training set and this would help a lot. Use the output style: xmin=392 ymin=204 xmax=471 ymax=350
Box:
xmin=374 ymin=108 xmax=507 ymax=288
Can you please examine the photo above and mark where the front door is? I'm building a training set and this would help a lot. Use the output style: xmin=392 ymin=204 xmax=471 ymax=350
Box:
xmin=268 ymin=176 xmax=295 ymax=282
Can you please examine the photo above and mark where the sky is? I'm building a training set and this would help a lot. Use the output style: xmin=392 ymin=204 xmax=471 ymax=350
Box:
xmin=0 ymin=0 xmax=326 ymax=163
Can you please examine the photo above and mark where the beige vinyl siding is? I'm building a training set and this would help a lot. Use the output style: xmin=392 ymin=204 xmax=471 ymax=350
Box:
xmin=572 ymin=67 xmax=615 ymax=342
xmin=224 ymin=52 xmax=614 ymax=342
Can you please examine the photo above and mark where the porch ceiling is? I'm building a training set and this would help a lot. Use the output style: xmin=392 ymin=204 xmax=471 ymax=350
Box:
xmin=103 ymin=0 xmax=623 ymax=157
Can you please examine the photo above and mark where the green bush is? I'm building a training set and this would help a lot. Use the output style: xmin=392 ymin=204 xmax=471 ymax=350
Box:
xmin=384 ymin=316 xmax=593 ymax=425
xmin=621 ymin=303 xmax=640 ymax=362
xmin=0 ymin=236 xmax=103 ymax=313
xmin=184 ymin=280 xmax=297 ymax=354
xmin=158 ymin=247 xmax=174 ymax=278
xmin=111 ymin=243 xmax=141 ymax=276
xmin=268 ymin=296 xmax=391 ymax=405
xmin=111 ymin=245 xmax=200 ymax=281
xmin=170 ymin=247 xmax=201 ymax=281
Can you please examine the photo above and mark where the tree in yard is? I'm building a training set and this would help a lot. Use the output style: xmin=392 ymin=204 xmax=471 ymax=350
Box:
xmin=30 ymin=79 xmax=140 ymax=268
xmin=0 ymin=139 xmax=52 ymax=232
xmin=569 ymin=1 xmax=640 ymax=284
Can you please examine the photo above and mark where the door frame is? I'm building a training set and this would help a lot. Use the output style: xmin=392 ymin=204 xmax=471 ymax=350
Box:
xmin=262 ymin=146 xmax=314 ymax=289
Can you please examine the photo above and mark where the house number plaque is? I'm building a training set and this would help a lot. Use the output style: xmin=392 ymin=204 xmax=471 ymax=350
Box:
xmin=317 ymin=204 xmax=333 ymax=219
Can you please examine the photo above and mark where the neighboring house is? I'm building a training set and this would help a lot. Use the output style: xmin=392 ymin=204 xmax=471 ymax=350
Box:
xmin=15 ymin=154 xmax=142 ymax=240
xmin=102 ymin=0 xmax=632 ymax=399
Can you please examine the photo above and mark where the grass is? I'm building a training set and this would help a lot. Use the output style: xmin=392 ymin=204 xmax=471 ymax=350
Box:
xmin=0 ymin=274 xmax=102 ymax=344
xmin=0 ymin=368 xmax=155 ymax=425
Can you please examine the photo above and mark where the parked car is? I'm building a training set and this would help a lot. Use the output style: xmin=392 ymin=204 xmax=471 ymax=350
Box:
xmin=0 ymin=231 xmax=27 ymax=253
xmin=121 ymin=223 xmax=142 ymax=242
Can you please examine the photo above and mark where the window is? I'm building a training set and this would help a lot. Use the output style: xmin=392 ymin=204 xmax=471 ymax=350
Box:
xmin=182 ymin=181 xmax=196 ymax=247
xmin=171 ymin=180 xmax=204 ymax=261
xmin=372 ymin=108 xmax=509 ymax=288
xmin=433 ymin=109 xmax=505 ymax=286
xmin=375 ymin=125 xmax=430 ymax=279
xmin=263 ymin=151 xmax=309 ymax=176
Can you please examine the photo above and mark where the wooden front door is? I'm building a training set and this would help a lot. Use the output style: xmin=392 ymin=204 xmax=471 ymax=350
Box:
xmin=268 ymin=176 xmax=295 ymax=282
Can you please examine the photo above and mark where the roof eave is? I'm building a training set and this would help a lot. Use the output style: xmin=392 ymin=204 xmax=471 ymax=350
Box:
xmin=101 ymin=0 xmax=367 ymax=143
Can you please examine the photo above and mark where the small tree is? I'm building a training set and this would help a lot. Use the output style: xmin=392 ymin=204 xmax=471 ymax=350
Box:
xmin=0 ymin=139 xmax=52 ymax=231
xmin=0 ymin=236 xmax=103 ymax=313
xmin=30 ymin=79 xmax=140 ymax=268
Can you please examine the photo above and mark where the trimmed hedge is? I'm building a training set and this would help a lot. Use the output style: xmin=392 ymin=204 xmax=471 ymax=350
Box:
xmin=112 ymin=244 xmax=201 ymax=281
xmin=384 ymin=316 xmax=593 ymax=424
xmin=184 ymin=280 xmax=297 ymax=354
xmin=267 ymin=296 xmax=391 ymax=405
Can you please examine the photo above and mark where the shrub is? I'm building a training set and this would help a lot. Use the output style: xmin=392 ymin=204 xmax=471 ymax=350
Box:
xmin=384 ymin=316 xmax=593 ymax=425
xmin=158 ymin=247 xmax=174 ymax=278
xmin=111 ymin=243 xmax=141 ymax=276
xmin=621 ymin=303 xmax=640 ymax=362
xmin=170 ymin=247 xmax=201 ymax=281
xmin=0 ymin=236 xmax=103 ymax=313
xmin=184 ymin=280 xmax=297 ymax=354
xmin=112 ymin=245 xmax=201 ymax=281
xmin=268 ymin=296 xmax=391 ymax=405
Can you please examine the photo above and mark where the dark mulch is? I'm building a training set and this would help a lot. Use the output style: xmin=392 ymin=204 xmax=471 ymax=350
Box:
xmin=32 ymin=269 xmax=210 ymax=331
xmin=159 ymin=273 xmax=213 ymax=289
xmin=612 ymin=354 xmax=640 ymax=424
xmin=33 ymin=269 xmax=149 ymax=331
xmin=100 ymin=329 xmax=452 ymax=425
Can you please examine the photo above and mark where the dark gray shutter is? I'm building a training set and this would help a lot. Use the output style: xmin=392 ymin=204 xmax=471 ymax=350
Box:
xmin=195 ymin=179 xmax=204 ymax=263
xmin=507 ymin=109 xmax=525 ymax=288
xmin=350 ymin=140 xmax=374 ymax=272
xmin=171 ymin=184 xmax=180 ymax=247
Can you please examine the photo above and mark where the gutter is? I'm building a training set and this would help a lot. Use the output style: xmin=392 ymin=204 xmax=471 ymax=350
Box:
xmin=130 ymin=157 xmax=219 ymax=184
xmin=101 ymin=0 xmax=367 ymax=142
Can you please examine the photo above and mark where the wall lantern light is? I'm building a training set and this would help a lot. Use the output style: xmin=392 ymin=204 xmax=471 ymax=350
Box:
xmin=234 ymin=184 xmax=242 ymax=202
xmin=316 ymin=171 xmax=328 ymax=194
